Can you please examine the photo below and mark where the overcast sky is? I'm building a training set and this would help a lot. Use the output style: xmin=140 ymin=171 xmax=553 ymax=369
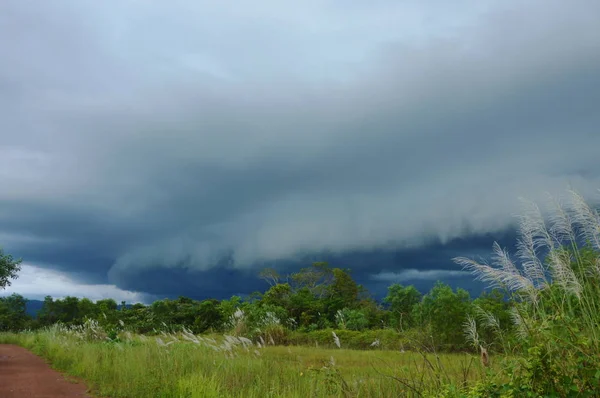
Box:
xmin=1 ymin=0 xmax=600 ymax=303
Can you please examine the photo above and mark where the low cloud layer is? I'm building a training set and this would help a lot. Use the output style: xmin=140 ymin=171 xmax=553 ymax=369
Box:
xmin=1 ymin=1 xmax=600 ymax=299
xmin=0 ymin=265 xmax=148 ymax=303
xmin=371 ymin=270 xmax=469 ymax=283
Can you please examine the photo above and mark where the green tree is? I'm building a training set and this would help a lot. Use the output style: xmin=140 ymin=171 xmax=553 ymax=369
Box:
xmin=96 ymin=298 xmax=118 ymax=312
xmin=288 ymin=287 xmax=324 ymax=328
xmin=383 ymin=283 xmax=422 ymax=330
xmin=324 ymin=268 xmax=360 ymax=318
xmin=290 ymin=262 xmax=333 ymax=297
xmin=259 ymin=268 xmax=281 ymax=287
xmin=78 ymin=298 xmax=98 ymax=321
xmin=336 ymin=308 xmax=369 ymax=331
xmin=170 ymin=296 xmax=202 ymax=327
xmin=357 ymin=298 xmax=388 ymax=329
xmin=37 ymin=296 xmax=58 ymax=325
xmin=96 ymin=298 xmax=119 ymax=326
xmin=0 ymin=247 xmax=22 ymax=289
xmin=194 ymin=299 xmax=224 ymax=333
xmin=59 ymin=296 xmax=81 ymax=324
xmin=218 ymin=296 xmax=243 ymax=324
xmin=416 ymin=281 xmax=473 ymax=350
xmin=262 ymin=283 xmax=292 ymax=308
xmin=0 ymin=294 xmax=30 ymax=331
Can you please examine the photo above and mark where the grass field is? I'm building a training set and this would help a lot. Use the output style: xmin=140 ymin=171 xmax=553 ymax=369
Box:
xmin=0 ymin=327 xmax=492 ymax=397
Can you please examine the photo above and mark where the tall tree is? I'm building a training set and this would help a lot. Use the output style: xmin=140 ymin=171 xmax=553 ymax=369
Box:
xmin=259 ymin=268 xmax=281 ymax=287
xmin=383 ymin=283 xmax=422 ymax=330
xmin=0 ymin=294 xmax=29 ymax=331
xmin=0 ymin=247 xmax=22 ymax=290
xmin=38 ymin=296 xmax=58 ymax=325
xmin=290 ymin=262 xmax=333 ymax=297
xmin=416 ymin=281 xmax=473 ymax=349
xmin=324 ymin=268 xmax=361 ymax=318
xmin=262 ymin=283 xmax=292 ymax=308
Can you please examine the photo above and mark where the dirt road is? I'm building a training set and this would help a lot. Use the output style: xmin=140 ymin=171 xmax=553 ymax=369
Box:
xmin=0 ymin=344 xmax=90 ymax=397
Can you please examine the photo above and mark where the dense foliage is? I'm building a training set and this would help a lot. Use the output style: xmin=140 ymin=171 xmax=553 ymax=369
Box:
xmin=0 ymin=247 xmax=22 ymax=289
xmin=0 ymin=261 xmax=512 ymax=352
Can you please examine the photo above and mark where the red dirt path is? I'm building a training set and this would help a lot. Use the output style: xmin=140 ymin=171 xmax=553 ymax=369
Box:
xmin=0 ymin=344 xmax=90 ymax=397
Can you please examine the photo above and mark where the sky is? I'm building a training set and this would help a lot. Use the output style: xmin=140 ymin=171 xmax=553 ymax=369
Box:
xmin=1 ymin=0 xmax=600 ymax=303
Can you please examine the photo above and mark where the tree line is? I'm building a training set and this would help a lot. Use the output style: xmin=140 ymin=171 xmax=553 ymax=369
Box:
xmin=0 ymin=261 xmax=512 ymax=350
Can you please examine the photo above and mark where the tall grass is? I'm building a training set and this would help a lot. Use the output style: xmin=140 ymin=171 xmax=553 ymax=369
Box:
xmin=0 ymin=326 xmax=489 ymax=397
xmin=454 ymin=189 xmax=600 ymax=396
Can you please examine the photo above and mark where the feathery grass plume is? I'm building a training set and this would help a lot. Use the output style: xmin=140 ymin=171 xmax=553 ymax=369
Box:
xmin=453 ymin=249 xmax=535 ymax=298
xmin=473 ymin=305 xmax=500 ymax=331
xmin=238 ymin=336 xmax=253 ymax=350
xmin=547 ymin=247 xmax=582 ymax=298
xmin=515 ymin=198 xmax=551 ymax=288
xmin=463 ymin=316 xmax=480 ymax=349
xmin=181 ymin=330 xmax=200 ymax=345
xmin=517 ymin=197 xmax=555 ymax=251
xmin=260 ymin=311 xmax=281 ymax=328
xmin=569 ymin=190 xmax=600 ymax=251
xmin=332 ymin=331 xmax=341 ymax=348
xmin=509 ymin=306 xmax=529 ymax=340
xmin=335 ymin=310 xmax=346 ymax=329
xmin=546 ymin=192 xmax=577 ymax=245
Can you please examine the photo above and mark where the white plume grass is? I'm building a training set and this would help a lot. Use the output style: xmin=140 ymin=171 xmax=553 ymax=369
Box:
xmin=454 ymin=189 xmax=600 ymax=302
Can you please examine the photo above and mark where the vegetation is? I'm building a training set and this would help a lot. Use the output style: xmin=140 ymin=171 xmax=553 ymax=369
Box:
xmin=0 ymin=246 xmax=22 ymax=289
xmin=452 ymin=191 xmax=600 ymax=396
xmin=0 ymin=265 xmax=507 ymax=353
xmin=0 ymin=326 xmax=490 ymax=397
xmin=0 ymin=188 xmax=599 ymax=397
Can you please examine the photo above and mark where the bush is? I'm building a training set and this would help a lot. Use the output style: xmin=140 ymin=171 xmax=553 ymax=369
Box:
xmin=335 ymin=308 xmax=369 ymax=331
xmin=287 ymin=328 xmax=414 ymax=350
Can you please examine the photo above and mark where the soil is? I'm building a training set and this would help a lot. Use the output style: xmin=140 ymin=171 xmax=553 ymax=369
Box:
xmin=0 ymin=344 xmax=91 ymax=397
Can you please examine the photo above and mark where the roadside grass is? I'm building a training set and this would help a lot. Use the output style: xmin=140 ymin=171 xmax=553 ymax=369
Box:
xmin=0 ymin=329 xmax=491 ymax=397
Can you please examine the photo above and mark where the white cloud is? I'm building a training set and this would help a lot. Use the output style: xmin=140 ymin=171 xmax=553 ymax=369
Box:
xmin=0 ymin=264 xmax=147 ymax=303
xmin=371 ymin=269 xmax=469 ymax=283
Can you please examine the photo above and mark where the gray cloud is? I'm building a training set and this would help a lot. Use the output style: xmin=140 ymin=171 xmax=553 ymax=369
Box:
xmin=371 ymin=270 xmax=469 ymax=283
xmin=1 ymin=0 xmax=600 ymax=298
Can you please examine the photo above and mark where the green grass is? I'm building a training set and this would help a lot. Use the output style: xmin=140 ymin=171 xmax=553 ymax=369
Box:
xmin=0 ymin=329 xmax=491 ymax=397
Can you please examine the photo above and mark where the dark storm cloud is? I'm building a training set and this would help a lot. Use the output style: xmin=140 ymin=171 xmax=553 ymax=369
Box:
xmin=108 ymin=230 xmax=513 ymax=301
xmin=1 ymin=0 xmax=600 ymax=299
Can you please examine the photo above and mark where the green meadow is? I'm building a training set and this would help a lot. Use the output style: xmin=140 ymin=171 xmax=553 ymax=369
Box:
xmin=0 ymin=327 xmax=492 ymax=398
